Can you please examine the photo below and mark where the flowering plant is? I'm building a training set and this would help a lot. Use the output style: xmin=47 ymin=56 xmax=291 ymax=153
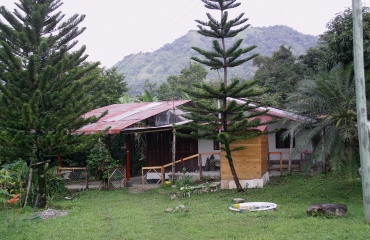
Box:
xmin=7 ymin=194 xmax=20 ymax=205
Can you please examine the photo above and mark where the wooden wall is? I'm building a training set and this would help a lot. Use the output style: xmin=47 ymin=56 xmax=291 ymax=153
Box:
xmin=146 ymin=130 xmax=198 ymax=167
xmin=221 ymin=133 xmax=268 ymax=180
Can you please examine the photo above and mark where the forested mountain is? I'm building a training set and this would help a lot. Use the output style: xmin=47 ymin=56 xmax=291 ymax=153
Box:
xmin=114 ymin=25 xmax=318 ymax=95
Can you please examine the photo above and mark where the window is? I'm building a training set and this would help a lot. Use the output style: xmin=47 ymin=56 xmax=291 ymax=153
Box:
xmin=213 ymin=141 xmax=220 ymax=150
xmin=275 ymin=129 xmax=295 ymax=149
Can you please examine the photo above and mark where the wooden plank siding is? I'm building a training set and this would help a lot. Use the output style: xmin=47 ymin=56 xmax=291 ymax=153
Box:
xmin=221 ymin=134 xmax=268 ymax=180
xmin=146 ymin=130 xmax=198 ymax=167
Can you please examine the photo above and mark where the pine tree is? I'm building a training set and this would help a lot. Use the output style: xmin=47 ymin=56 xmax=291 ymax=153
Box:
xmin=191 ymin=0 xmax=258 ymax=86
xmin=181 ymin=0 xmax=267 ymax=192
xmin=0 ymin=0 xmax=107 ymax=207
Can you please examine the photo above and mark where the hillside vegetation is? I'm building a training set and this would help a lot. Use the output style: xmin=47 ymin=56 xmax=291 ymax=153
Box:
xmin=114 ymin=25 xmax=318 ymax=95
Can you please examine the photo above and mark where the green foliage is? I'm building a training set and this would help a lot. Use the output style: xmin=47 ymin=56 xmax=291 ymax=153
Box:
xmin=319 ymin=7 xmax=370 ymax=70
xmin=176 ymin=174 xmax=194 ymax=188
xmin=156 ymin=62 xmax=208 ymax=100
xmin=253 ymin=45 xmax=308 ymax=107
xmin=118 ymin=94 xmax=131 ymax=104
xmin=0 ymin=168 xmax=13 ymax=205
xmin=286 ymin=65 xmax=361 ymax=175
xmin=0 ymin=0 xmax=109 ymax=207
xmin=182 ymin=0 xmax=270 ymax=192
xmin=45 ymin=166 xmax=68 ymax=200
xmin=297 ymin=46 xmax=327 ymax=75
xmin=192 ymin=0 xmax=257 ymax=84
xmin=87 ymin=140 xmax=119 ymax=181
xmin=180 ymin=79 xmax=268 ymax=192
xmin=181 ymin=79 xmax=266 ymax=141
xmin=0 ymin=160 xmax=28 ymax=208
xmin=96 ymin=67 xmax=128 ymax=106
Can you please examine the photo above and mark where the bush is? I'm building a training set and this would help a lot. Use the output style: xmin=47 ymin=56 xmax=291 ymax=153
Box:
xmin=87 ymin=141 xmax=119 ymax=181
xmin=0 ymin=159 xmax=28 ymax=209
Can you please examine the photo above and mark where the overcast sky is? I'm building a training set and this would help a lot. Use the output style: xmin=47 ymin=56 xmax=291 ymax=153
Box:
xmin=1 ymin=0 xmax=368 ymax=67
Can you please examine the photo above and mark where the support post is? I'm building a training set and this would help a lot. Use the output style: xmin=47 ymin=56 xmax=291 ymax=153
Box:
xmin=161 ymin=166 xmax=165 ymax=185
xmin=171 ymin=128 xmax=176 ymax=184
xmin=126 ymin=135 xmax=132 ymax=187
xmin=279 ymin=152 xmax=283 ymax=176
xmin=57 ymin=154 xmax=61 ymax=174
xmin=288 ymin=130 xmax=294 ymax=174
xmin=199 ymin=153 xmax=203 ymax=179
xmin=352 ymin=0 xmax=370 ymax=223
xmin=85 ymin=167 xmax=89 ymax=189
xmin=57 ymin=154 xmax=61 ymax=167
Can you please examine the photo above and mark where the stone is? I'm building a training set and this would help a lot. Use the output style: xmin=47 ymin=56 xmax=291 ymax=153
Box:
xmin=170 ymin=193 xmax=177 ymax=200
xmin=307 ymin=204 xmax=347 ymax=217
xmin=165 ymin=208 xmax=174 ymax=213
xmin=232 ymin=198 xmax=245 ymax=203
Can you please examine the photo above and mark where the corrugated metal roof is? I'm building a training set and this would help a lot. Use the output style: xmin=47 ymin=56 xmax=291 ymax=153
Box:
xmin=75 ymin=100 xmax=191 ymax=134
xmin=228 ymin=97 xmax=313 ymax=122
xmin=253 ymin=115 xmax=272 ymax=132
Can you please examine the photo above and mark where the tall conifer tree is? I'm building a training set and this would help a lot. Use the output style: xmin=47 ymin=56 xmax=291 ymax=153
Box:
xmin=0 ymin=0 xmax=106 ymax=207
xmin=181 ymin=0 xmax=267 ymax=191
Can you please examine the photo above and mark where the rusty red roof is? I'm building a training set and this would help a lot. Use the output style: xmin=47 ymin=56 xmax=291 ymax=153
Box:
xmin=253 ymin=115 xmax=272 ymax=132
xmin=75 ymin=100 xmax=191 ymax=134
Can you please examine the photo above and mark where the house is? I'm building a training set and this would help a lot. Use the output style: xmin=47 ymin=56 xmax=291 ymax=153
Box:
xmin=219 ymin=98 xmax=314 ymax=189
xmin=75 ymin=100 xmax=219 ymax=185
xmin=75 ymin=99 xmax=314 ymax=189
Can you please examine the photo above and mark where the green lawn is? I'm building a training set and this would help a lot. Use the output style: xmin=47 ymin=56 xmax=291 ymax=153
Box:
xmin=1 ymin=173 xmax=370 ymax=240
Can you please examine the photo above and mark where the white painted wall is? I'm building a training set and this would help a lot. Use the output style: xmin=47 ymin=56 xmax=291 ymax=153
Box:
xmin=267 ymin=120 xmax=313 ymax=161
xmin=198 ymin=139 xmax=221 ymax=166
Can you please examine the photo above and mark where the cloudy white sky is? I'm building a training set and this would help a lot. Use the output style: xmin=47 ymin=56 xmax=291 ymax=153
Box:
xmin=1 ymin=0 xmax=368 ymax=67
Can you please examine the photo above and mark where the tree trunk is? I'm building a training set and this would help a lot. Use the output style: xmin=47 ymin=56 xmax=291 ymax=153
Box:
xmin=23 ymin=167 xmax=33 ymax=208
xmin=37 ymin=164 xmax=47 ymax=208
xmin=224 ymin=142 xmax=244 ymax=192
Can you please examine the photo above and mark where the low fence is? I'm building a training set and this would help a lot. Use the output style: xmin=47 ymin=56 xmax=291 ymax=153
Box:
xmin=59 ymin=167 xmax=88 ymax=188
xmin=141 ymin=152 xmax=221 ymax=186
xmin=106 ymin=167 xmax=126 ymax=189
xmin=268 ymin=151 xmax=312 ymax=175
xmin=142 ymin=150 xmax=313 ymax=185
xmin=59 ymin=166 xmax=126 ymax=190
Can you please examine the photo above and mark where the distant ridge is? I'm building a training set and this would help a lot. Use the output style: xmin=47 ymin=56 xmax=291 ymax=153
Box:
xmin=114 ymin=25 xmax=318 ymax=95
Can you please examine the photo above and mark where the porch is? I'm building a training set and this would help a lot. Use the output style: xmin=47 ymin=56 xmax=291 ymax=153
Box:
xmin=268 ymin=151 xmax=313 ymax=175
xmin=142 ymin=152 xmax=221 ymax=186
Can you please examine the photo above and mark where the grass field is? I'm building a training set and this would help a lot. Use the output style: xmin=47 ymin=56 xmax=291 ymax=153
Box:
xmin=1 ymin=172 xmax=370 ymax=240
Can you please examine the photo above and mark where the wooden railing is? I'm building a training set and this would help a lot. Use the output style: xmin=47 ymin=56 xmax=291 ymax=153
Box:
xmin=268 ymin=151 xmax=312 ymax=175
xmin=141 ymin=152 xmax=221 ymax=186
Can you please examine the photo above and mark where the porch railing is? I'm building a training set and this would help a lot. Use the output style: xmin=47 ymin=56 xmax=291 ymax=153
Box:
xmin=268 ymin=151 xmax=312 ymax=175
xmin=141 ymin=152 xmax=221 ymax=186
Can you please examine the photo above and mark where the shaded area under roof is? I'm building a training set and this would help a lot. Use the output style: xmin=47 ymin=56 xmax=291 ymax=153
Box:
xmin=76 ymin=100 xmax=191 ymax=134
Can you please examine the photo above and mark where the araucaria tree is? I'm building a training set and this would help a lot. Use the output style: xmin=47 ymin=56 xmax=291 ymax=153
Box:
xmin=0 ymin=0 xmax=108 ymax=207
xmin=181 ymin=0 xmax=266 ymax=191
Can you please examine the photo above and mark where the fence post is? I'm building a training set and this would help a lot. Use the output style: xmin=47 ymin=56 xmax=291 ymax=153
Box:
xmin=161 ymin=166 xmax=165 ymax=185
xmin=142 ymin=168 xmax=144 ymax=187
xmin=279 ymin=152 xmax=283 ymax=176
xmin=85 ymin=167 xmax=89 ymax=189
xmin=198 ymin=153 xmax=203 ymax=179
